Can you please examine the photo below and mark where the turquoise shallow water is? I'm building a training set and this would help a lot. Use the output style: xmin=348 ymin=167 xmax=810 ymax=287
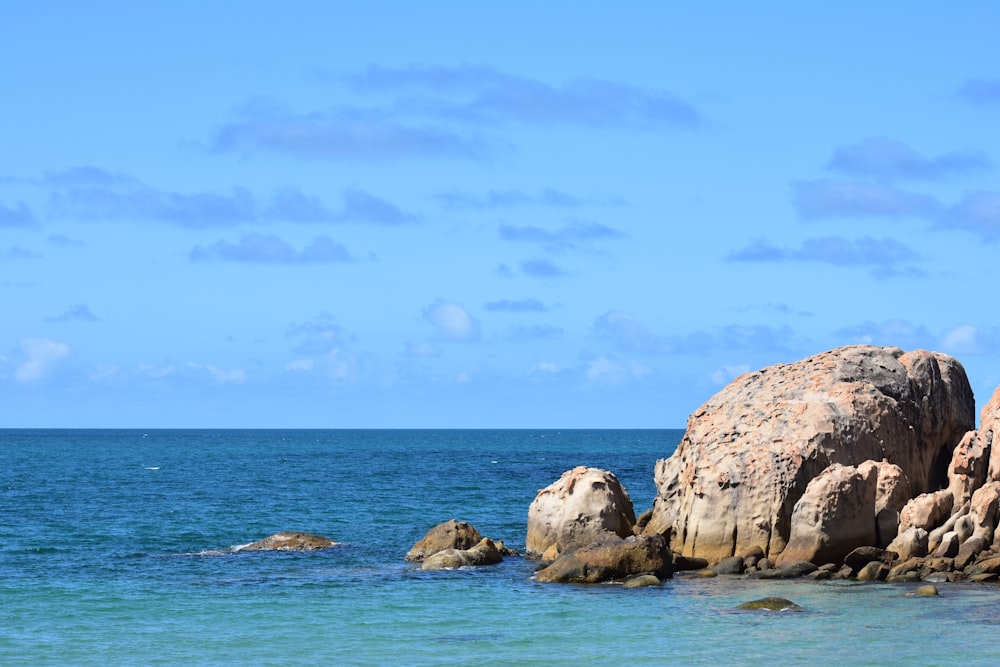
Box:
xmin=3 ymin=429 xmax=1000 ymax=666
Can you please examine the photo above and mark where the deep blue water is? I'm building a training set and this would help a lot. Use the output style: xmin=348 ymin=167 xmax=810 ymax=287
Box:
xmin=3 ymin=429 xmax=1000 ymax=666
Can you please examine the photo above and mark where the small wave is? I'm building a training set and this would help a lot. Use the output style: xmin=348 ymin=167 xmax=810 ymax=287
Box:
xmin=143 ymin=466 xmax=160 ymax=470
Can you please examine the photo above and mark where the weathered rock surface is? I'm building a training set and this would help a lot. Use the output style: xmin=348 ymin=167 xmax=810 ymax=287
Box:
xmin=405 ymin=519 xmax=483 ymax=562
xmin=776 ymin=463 xmax=879 ymax=566
xmin=421 ymin=538 xmax=503 ymax=570
xmin=534 ymin=534 xmax=672 ymax=584
xmin=526 ymin=466 xmax=636 ymax=559
xmin=236 ymin=531 xmax=337 ymax=552
xmin=643 ymin=346 xmax=974 ymax=564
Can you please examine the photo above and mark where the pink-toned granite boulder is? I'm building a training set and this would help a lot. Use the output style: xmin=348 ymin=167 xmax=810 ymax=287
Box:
xmin=643 ymin=345 xmax=974 ymax=564
xmin=526 ymin=466 xmax=636 ymax=559
xmin=776 ymin=463 xmax=879 ymax=565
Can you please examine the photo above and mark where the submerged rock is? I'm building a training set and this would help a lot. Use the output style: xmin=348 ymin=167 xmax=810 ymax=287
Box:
xmin=406 ymin=520 xmax=483 ymax=562
xmin=534 ymin=534 xmax=672 ymax=584
xmin=236 ymin=531 xmax=337 ymax=552
xmin=422 ymin=538 xmax=503 ymax=570
xmin=735 ymin=597 xmax=803 ymax=612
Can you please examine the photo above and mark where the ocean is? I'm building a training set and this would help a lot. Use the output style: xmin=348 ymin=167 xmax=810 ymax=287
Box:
xmin=3 ymin=429 xmax=1000 ymax=666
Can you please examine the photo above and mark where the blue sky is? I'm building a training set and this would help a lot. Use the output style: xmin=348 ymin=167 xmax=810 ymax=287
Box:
xmin=3 ymin=3 xmax=1000 ymax=428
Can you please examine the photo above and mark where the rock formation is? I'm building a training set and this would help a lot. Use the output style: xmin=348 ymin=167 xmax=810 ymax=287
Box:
xmin=526 ymin=466 xmax=635 ymax=559
xmin=421 ymin=538 xmax=504 ymax=570
xmin=534 ymin=534 xmax=672 ymax=584
xmin=236 ymin=531 xmax=337 ymax=551
xmin=405 ymin=519 xmax=483 ymax=562
xmin=643 ymin=345 xmax=975 ymax=564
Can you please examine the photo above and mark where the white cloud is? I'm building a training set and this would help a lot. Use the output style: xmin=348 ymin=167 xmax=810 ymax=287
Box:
xmin=422 ymin=300 xmax=481 ymax=341
xmin=584 ymin=355 xmax=650 ymax=386
xmin=186 ymin=363 xmax=247 ymax=384
xmin=15 ymin=338 xmax=70 ymax=383
xmin=941 ymin=324 xmax=980 ymax=354
xmin=285 ymin=359 xmax=315 ymax=372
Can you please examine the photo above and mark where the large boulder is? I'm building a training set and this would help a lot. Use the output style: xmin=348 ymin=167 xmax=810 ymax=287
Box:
xmin=236 ymin=531 xmax=337 ymax=552
xmin=526 ymin=466 xmax=636 ymax=559
xmin=643 ymin=345 xmax=974 ymax=563
xmin=534 ymin=534 xmax=672 ymax=584
xmin=776 ymin=463 xmax=879 ymax=565
xmin=405 ymin=520 xmax=482 ymax=562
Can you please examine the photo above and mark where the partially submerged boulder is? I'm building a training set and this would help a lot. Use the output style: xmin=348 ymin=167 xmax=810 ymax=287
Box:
xmin=643 ymin=346 xmax=974 ymax=564
xmin=236 ymin=531 xmax=337 ymax=552
xmin=534 ymin=534 xmax=672 ymax=584
xmin=422 ymin=538 xmax=503 ymax=570
xmin=406 ymin=520 xmax=483 ymax=562
xmin=526 ymin=466 xmax=636 ymax=559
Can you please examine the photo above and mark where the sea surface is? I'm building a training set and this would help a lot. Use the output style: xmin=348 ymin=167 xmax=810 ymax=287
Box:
xmin=3 ymin=429 xmax=1000 ymax=666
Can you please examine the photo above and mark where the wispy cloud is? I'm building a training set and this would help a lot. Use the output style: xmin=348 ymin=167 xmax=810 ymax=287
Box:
xmin=958 ymin=78 xmax=1000 ymax=105
xmin=46 ymin=303 xmax=100 ymax=322
xmin=422 ymin=300 xmax=481 ymax=341
xmin=190 ymin=234 xmax=358 ymax=263
xmin=15 ymin=338 xmax=70 ymax=383
xmin=0 ymin=247 xmax=40 ymax=260
xmin=483 ymin=298 xmax=549 ymax=312
xmin=834 ymin=320 xmax=935 ymax=350
xmin=944 ymin=191 xmax=1000 ymax=238
xmin=728 ymin=236 xmax=921 ymax=276
xmin=595 ymin=310 xmax=797 ymax=357
xmin=213 ymin=108 xmax=492 ymax=161
xmin=52 ymin=186 xmax=256 ymax=227
xmin=506 ymin=324 xmax=563 ymax=341
xmin=826 ymin=137 xmax=991 ymax=181
xmin=435 ymin=188 xmax=625 ymax=210
xmin=216 ymin=65 xmax=700 ymax=162
xmin=499 ymin=220 xmax=626 ymax=252
xmin=341 ymin=65 xmax=702 ymax=128
xmin=0 ymin=202 xmax=37 ymax=227
xmin=520 ymin=258 xmax=566 ymax=278
xmin=792 ymin=180 xmax=942 ymax=219
xmin=594 ymin=310 xmax=675 ymax=355
xmin=51 ymin=180 xmax=416 ymax=227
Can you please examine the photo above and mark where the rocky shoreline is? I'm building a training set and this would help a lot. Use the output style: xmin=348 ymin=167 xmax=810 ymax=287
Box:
xmin=238 ymin=345 xmax=1000 ymax=589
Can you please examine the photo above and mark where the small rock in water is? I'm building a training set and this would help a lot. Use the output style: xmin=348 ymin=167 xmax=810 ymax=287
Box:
xmin=623 ymin=574 xmax=661 ymax=588
xmin=907 ymin=585 xmax=940 ymax=597
xmin=735 ymin=597 xmax=804 ymax=612
xmin=236 ymin=531 xmax=336 ymax=552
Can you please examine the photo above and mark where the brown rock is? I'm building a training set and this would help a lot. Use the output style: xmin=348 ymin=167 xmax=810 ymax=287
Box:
xmin=969 ymin=481 xmax=1000 ymax=542
xmin=948 ymin=430 xmax=990 ymax=506
xmin=844 ymin=546 xmax=892 ymax=571
xmin=899 ymin=490 xmax=955 ymax=534
xmin=643 ymin=346 xmax=973 ymax=563
xmin=856 ymin=561 xmax=889 ymax=581
xmin=534 ymin=534 xmax=672 ymax=584
xmin=886 ymin=527 xmax=929 ymax=560
xmin=966 ymin=554 xmax=1000 ymax=576
xmin=776 ymin=463 xmax=878 ymax=566
xmin=405 ymin=520 xmax=482 ymax=562
xmin=422 ymin=538 xmax=503 ymax=570
xmin=954 ymin=535 xmax=989 ymax=570
xmin=236 ymin=531 xmax=337 ymax=552
xmin=931 ymin=531 xmax=960 ymax=558
xmin=526 ymin=466 xmax=635 ymax=559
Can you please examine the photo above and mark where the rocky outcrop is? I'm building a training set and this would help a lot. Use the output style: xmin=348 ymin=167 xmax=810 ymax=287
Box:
xmin=643 ymin=346 xmax=974 ymax=564
xmin=776 ymin=463 xmax=879 ymax=565
xmin=405 ymin=520 xmax=483 ymax=562
xmin=236 ymin=531 xmax=337 ymax=551
xmin=526 ymin=466 xmax=636 ymax=559
xmin=422 ymin=538 xmax=504 ymax=570
xmin=534 ymin=534 xmax=672 ymax=584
